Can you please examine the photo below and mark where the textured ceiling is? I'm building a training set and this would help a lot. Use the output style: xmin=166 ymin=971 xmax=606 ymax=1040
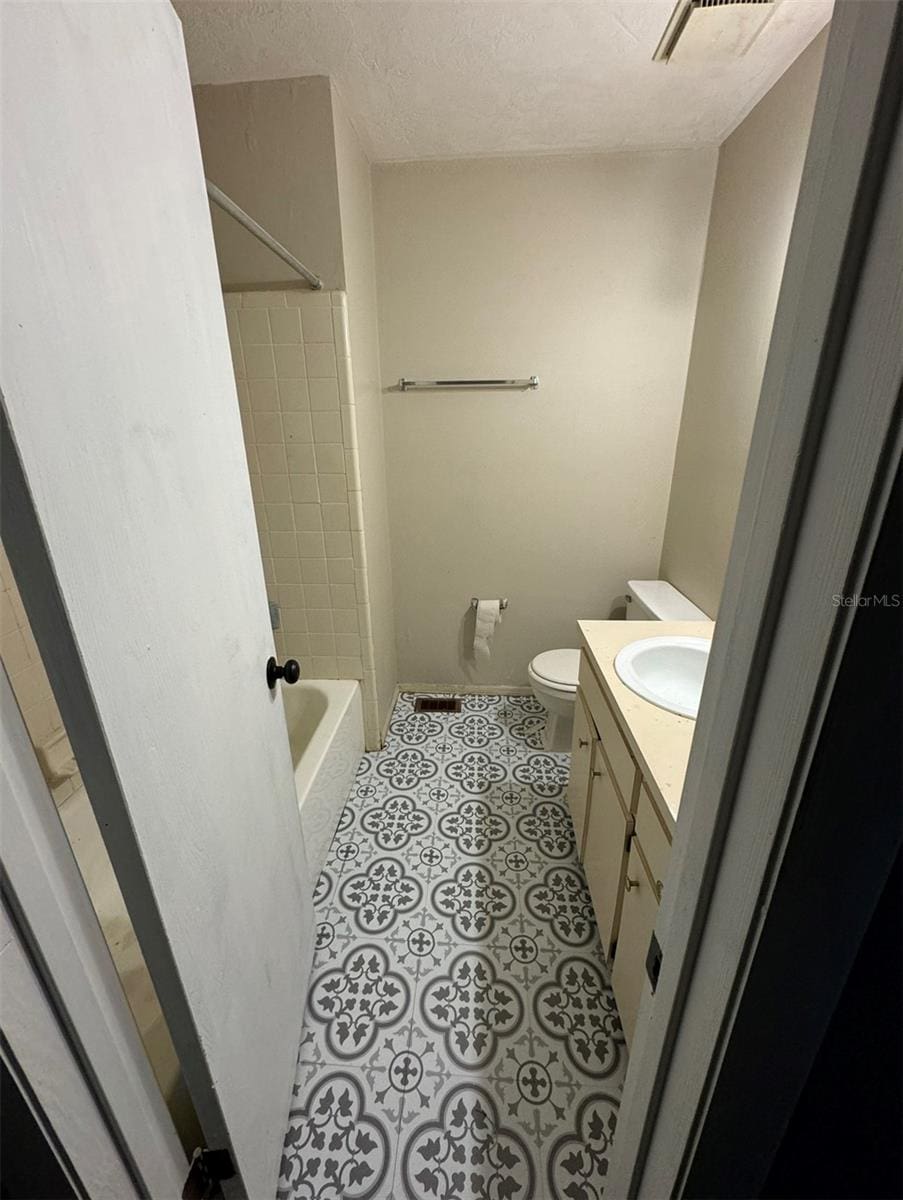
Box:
xmin=174 ymin=0 xmax=832 ymax=162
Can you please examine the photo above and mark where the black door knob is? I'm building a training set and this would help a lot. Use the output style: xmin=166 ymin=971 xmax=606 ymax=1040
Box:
xmin=267 ymin=656 xmax=301 ymax=689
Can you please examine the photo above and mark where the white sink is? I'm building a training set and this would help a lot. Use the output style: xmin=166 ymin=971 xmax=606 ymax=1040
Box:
xmin=614 ymin=636 xmax=710 ymax=719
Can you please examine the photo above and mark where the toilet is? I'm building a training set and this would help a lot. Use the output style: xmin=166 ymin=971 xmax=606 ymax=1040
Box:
xmin=527 ymin=579 xmax=708 ymax=752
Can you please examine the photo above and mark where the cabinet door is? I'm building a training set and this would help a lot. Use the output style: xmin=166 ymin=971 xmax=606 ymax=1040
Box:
xmin=582 ymin=747 xmax=631 ymax=960
xmin=567 ymin=694 xmax=594 ymax=857
xmin=611 ymin=843 xmax=659 ymax=1048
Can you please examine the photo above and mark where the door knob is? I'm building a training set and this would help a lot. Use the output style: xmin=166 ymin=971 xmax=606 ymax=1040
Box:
xmin=266 ymin=656 xmax=301 ymax=689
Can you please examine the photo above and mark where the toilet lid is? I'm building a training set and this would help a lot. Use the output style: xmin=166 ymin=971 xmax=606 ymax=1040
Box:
xmin=532 ymin=648 xmax=580 ymax=689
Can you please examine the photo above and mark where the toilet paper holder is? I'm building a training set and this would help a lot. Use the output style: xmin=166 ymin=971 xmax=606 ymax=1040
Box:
xmin=471 ymin=597 xmax=509 ymax=610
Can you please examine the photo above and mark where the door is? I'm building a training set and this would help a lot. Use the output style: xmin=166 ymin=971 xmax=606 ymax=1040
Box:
xmin=1 ymin=6 xmax=313 ymax=1198
xmin=611 ymin=842 xmax=658 ymax=1048
xmin=567 ymin=693 xmax=595 ymax=856
xmin=582 ymin=745 xmax=632 ymax=959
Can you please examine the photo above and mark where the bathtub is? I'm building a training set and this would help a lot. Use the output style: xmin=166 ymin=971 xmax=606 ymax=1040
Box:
xmin=281 ymin=679 xmax=364 ymax=886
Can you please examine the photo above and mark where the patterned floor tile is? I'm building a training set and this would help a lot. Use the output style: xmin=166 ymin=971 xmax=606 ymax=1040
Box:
xmin=283 ymin=690 xmax=627 ymax=1200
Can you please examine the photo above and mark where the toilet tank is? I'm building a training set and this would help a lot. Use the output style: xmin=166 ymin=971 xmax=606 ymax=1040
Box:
xmin=626 ymin=579 xmax=708 ymax=621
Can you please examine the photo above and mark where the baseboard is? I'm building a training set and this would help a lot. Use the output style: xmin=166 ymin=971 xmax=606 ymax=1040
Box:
xmin=398 ymin=683 xmax=533 ymax=696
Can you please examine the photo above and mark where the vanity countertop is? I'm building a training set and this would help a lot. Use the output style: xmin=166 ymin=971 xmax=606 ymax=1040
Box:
xmin=577 ymin=619 xmax=715 ymax=830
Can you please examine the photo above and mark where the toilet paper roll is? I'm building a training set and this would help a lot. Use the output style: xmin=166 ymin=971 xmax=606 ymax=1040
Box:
xmin=473 ymin=599 xmax=502 ymax=661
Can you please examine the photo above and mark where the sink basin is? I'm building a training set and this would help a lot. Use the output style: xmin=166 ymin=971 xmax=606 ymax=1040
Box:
xmin=614 ymin=636 xmax=710 ymax=719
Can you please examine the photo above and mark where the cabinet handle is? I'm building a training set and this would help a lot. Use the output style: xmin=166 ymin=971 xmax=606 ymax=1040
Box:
xmin=578 ymin=738 xmax=589 ymax=748
xmin=625 ymin=877 xmax=639 ymax=892
xmin=656 ymin=880 xmax=664 ymax=901
xmin=592 ymin=768 xmax=603 ymax=778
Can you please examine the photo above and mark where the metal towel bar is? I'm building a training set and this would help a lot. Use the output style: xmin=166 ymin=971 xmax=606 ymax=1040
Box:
xmin=399 ymin=377 xmax=538 ymax=392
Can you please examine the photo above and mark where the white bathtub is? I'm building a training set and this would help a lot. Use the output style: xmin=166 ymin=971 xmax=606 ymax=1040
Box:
xmin=281 ymin=679 xmax=364 ymax=887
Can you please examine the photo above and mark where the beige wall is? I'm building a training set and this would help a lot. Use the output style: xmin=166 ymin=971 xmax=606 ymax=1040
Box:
xmin=660 ymin=31 xmax=828 ymax=617
xmin=331 ymin=89 xmax=398 ymax=736
xmin=374 ymin=150 xmax=716 ymax=686
xmin=192 ymin=76 xmax=345 ymax=290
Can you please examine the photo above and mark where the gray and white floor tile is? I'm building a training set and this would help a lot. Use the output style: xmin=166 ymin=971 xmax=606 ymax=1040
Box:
xmin=279 ymin=692 xmax=627 ymax=1200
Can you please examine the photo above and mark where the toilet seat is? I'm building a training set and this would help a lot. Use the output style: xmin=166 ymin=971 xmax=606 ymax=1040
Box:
xmin=529 ymin=648 xmax=580 ymax=692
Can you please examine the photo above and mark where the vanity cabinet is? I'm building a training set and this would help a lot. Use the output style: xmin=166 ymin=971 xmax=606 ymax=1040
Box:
xmin=569 ymin=647 xmax=674 ymax=1047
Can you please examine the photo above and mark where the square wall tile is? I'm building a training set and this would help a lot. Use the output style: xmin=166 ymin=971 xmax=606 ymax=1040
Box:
xmin=274 ymin=344 xmax=306 ymax=378
xmin=312 ymin=412 xmax=342 ymax=444
xmin=327 ymin=557 xmax=354 ymax=585
xmin=276 ymin=585 xmax=304 ymax=609
xmin=332 ymin=609 xmax=359 ymax=636
xmin=274 ymin=558 xmax=302 ymax=585
xmin=301 ymin=305 xmax=334 ymax=343
xmin=286 ymin=443 xmax=316 ymax=474
xmin=330 ymin=584 xmax=357 ymax=610
xmin=324 ymin=531 xmax=352 ymax=559
xmin=283 ymin=413 xmax=313 ymax=444
xmin=268 ymin=308 xmax=302 ymax=344
xmin=269 ymin=531 xmax=297 ymax=558
xmin=282 ymin=608 xmax=308 ymax=634
xmin=248 ymin=379 xmax=279 ymax=412
xmin=243 ymin=344 xmax=276 ymax=379
xmin=306 ymin=609 xmax=334 ymax=634
xmin=283 ymin=636 xmax=310 ymax=660
xmin=300 ymin=558 xmax=328 ymax=584
xmin=318 ymin=473 xmax=347 ymax=502
xmin=337 ymin=656 xmax=363 ymax=679
xmin=289 ymin=474 xmax=319 ymax=503
xmin=278 ymin=379 xmax=310 ymax=411
xmin=296 ymin=532 xmax=325 ymax=558
xmin=257 ymin=444 xmax=288 ymax=474
xmin=262 ymin=475 xmax=291 ymax=503
xmin=335 ymin=635 xmax=361 ymax=658
xmin=305 ymin=342 xmax=337 ymax=379
xmin=304 ymin=584 xmax=331 ymax=610
xmin=322 ymin=503 xmax=350 ymax=531
xmin=238 ymin=308 xmax=271 ymax=344
xmin=308 ymin=379 xmax=339 ymax=411
xmin=265 ymin=503 xmax=294 ymax=531
xmin=293 ymin=504 xmax=322 ymax=531
xmin=309 ymin=637 xmax=336 ymax=658
xmin=315 ymin=444 xmax=345 ymax=474
xmin=311 ymin=656 xmax=338 ymax=677
xmin=253 ymin=412 xmax=283 ymax=444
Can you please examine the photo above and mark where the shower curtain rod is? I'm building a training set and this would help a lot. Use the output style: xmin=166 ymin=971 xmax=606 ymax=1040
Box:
xmin=205 ymin=179 xmax=323 ymax=291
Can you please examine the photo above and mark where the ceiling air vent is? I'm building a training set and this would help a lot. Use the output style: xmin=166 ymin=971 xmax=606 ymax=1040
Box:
xmin=653 ymin=0 xmax=775 ymax=64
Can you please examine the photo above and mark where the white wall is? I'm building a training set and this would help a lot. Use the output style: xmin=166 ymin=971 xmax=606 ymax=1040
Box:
xmin=192 ymin=75 xmax=345 ymax=290
xmin=660 ymin=31 xmax=828 ymax=617
xmin=331 ymin=89 xmax=398 ymax=736
xmin=374 ymin=151 xmax=716 ymax=686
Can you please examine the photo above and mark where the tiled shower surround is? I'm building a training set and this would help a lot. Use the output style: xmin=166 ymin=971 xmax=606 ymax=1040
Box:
xmin=225 ymin=288 xmax=381 ymax=746
xmin=279 ymin=692 xmax=627 ymax=1199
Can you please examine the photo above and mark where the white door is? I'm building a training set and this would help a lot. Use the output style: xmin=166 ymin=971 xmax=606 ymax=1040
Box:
xmin=1 ymin=5 xmax=313 ymax=1197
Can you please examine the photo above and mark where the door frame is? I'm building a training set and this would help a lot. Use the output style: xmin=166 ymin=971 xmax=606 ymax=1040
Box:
xmin=606 ymin=3 xmax=902 ymax=1195
xmin=1 ymin=666 xmax=187 ymax=1198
